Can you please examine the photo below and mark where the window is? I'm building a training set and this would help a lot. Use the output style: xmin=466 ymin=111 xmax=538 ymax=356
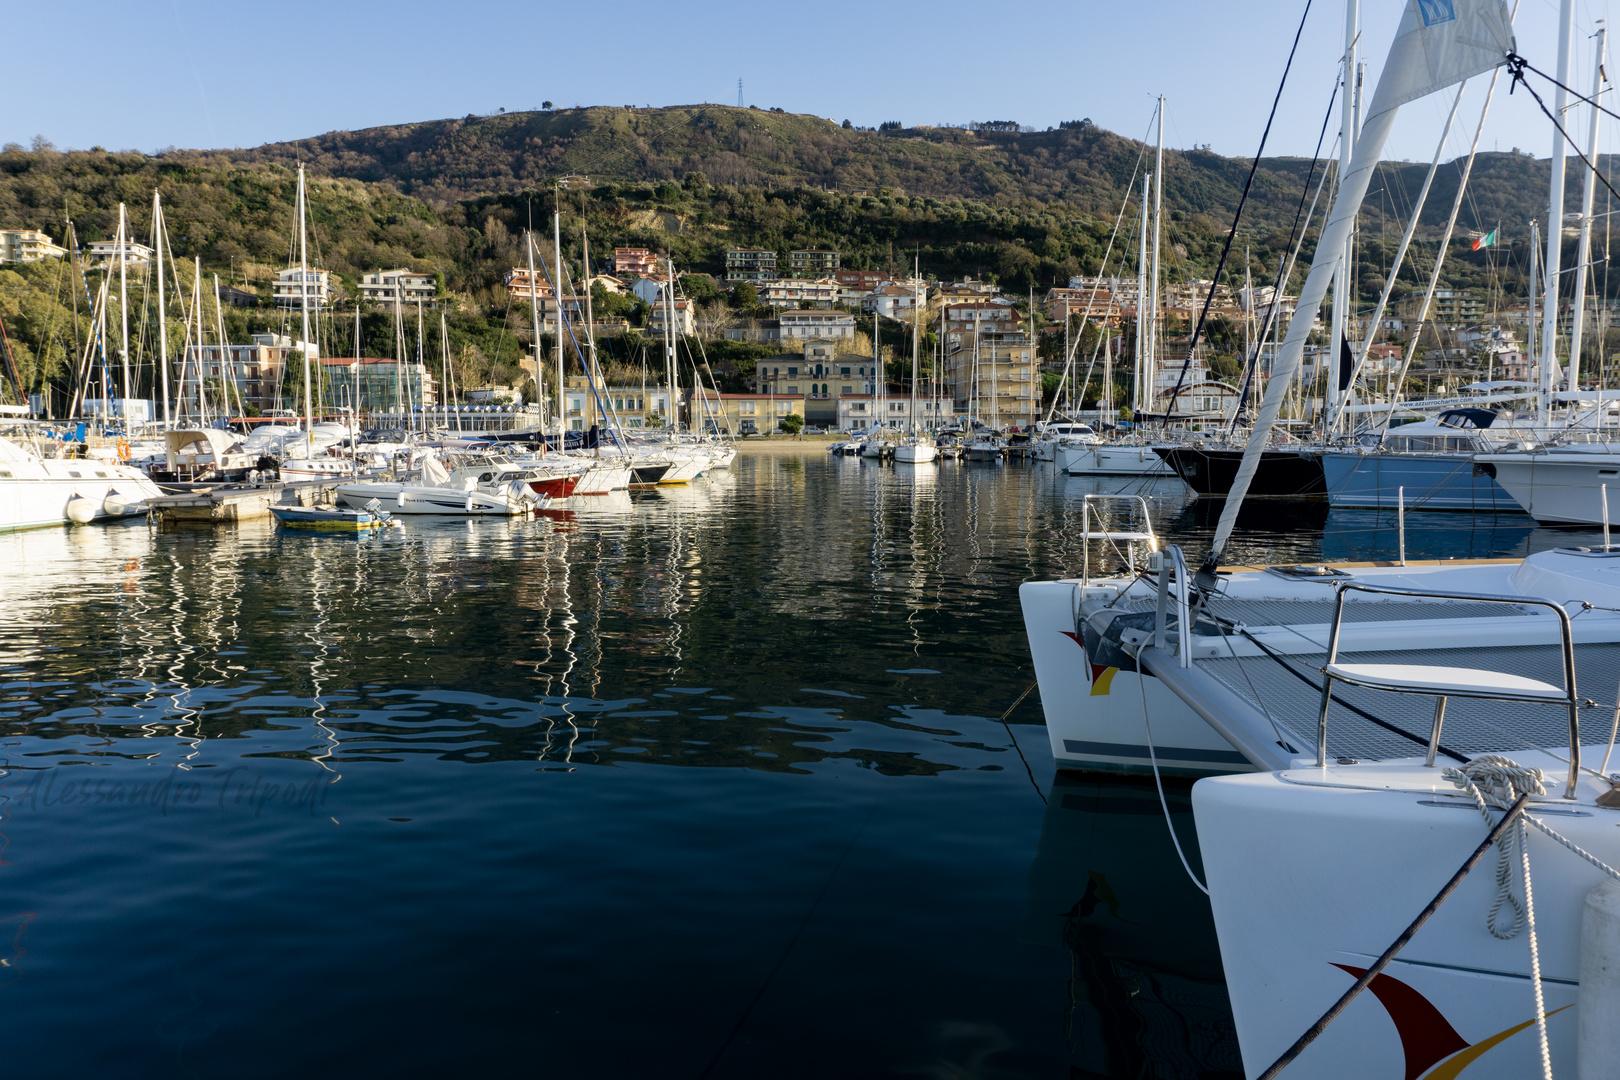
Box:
xmin=786 ymin=385 xmax=798 ymax=393
xmin=740 ymin=402 xmax=756 ymax=415
xmin=840 ymin=385 xmax=852 ymax=395
xmin=840 ymin=367 xmax=850 ymax=376
xmin=787 ymin=367 xmax=798 ymax=376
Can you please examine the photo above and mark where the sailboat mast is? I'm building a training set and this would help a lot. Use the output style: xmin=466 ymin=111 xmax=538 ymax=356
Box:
xmin=526 ymin=232 xmax=543 ymax=435
xmin=1329 ymin=0 xmax=1359 ymax=432
xmin=1568 ymin=24 xmax=1607 ymax=394
xmin=911 ymin=267 xmax=921 ymax=433
xmin=554 ymin=209 xmax=564 ymax=443
xmin=1541 ymin=0 xmax=1577 ymax=417
xmin=193 ymin=258 xmax=208 ymax=425
xmin=117 ymin=204 xmax=131 ymax=406
xmin=153 ymin=192 xmax=170 ymax=428
xmin=582 ymin=229 xmax=603 ymax=453
xmin=1136 ymin=173 xmax=1151 ymax=414
xmin=1149 ymin=99 xmax=1164 ymax=420
xmin=664 ymin=256 xmax=677 ymax=431
xmin=874 ymin=309 xmax=882 ymax=431
xmin=297 ymin=165 xmax=314 ymax=453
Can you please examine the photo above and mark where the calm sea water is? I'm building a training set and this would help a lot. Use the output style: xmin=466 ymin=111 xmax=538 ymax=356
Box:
xmin=0 ymin=450 xmax=1599 ymax=1078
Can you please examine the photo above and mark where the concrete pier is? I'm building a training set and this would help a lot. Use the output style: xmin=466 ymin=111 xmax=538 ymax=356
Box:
xmin=149 ymin=481 xmax=342 ymax=524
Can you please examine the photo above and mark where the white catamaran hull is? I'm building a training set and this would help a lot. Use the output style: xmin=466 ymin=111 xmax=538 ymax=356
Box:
xmin=1019 ymin=579 xmax=1257 ymax=776
xmin=1197 ymin=764 xmax=1606 ymax=1080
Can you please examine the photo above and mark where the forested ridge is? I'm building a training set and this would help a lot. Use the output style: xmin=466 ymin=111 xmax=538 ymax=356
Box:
xmin=0 ymin=104 xmax=1574 ymax=406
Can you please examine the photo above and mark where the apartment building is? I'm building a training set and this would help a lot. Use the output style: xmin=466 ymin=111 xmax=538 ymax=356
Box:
xmin=358 ymin=269 xmax=435 ymax=305
xmin=613 ymin=247 xmax=661 ymax=276
xmin=0 ymin=228 xmax=67 ymax=263
xmin=725 ymin=248 xmax=778 ymax=282
xmin=695 ymin=393 xmax=805 ymax=432
xmin=177 ymin=334 xmax=298 ymax=415
xmin=759 ymin=277 xmax=839 ymax=309
xmin=273 ymin=268 xmax=332 ymax=309
xmin=863 ymin=283 xmax=926 ymax=319
xmin=646 ymin=298 xmax=695 ymax=337
xmin=832 ymin=269 xmax=888 ymax=303
xmin=83 ymin=239 xmax=154 ymax=267
xmin=837 ymin=393 xmax=954 ymax=430
xmin=560 ymin=375 xmax=678 ymax=431
xmin=788 ymin=249 xmax=840 ymax=278
xmin=778 ymin=310 xmax=855 ymax=340
xmin=942 ymin=301 xmax=1019 ymax=338
xmin=947 ymin=331 xmax=1038 ymax=429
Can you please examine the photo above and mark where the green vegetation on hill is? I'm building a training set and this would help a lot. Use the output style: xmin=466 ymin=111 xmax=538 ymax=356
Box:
xmin=0 ymin=104 xmax=1587 ymax=410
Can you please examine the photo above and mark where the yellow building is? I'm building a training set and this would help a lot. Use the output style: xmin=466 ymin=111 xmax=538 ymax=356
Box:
xmin=948 ymin=331 xmax=1039 ymax=429
xmin=691 ymin=392 xmax=806 ymax=433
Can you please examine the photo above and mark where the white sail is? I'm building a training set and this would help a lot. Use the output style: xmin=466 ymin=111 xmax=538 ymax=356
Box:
xmin=1206 ymin=0 xmax=1515 ymax=560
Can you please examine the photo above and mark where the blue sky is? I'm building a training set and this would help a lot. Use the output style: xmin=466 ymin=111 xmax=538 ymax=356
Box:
xmin=3 ymin=0 xmax=1607 ymax=167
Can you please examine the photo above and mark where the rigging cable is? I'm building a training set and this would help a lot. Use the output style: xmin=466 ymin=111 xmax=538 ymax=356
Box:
xmin=1163 ymin=0 xmax=1317 ymax=418
xmin=1232 ymin=81 xmax=1342 ymax=427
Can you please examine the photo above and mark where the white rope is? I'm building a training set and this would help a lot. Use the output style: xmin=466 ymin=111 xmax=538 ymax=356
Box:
xmin=1443 ymin=756 xmax=1544 ymax=940
xmin=1519 ymin=817 xmax=1553 ymax=1080
xmin=1523 ymin=812 xmax=1620 ymax=884
xmin=1135 ymin=663 xmax=1209 ymax=896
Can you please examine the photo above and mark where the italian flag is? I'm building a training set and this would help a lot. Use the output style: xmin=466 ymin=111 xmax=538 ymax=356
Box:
xmin=1472 ymin=229 xmax=1497 ymax=251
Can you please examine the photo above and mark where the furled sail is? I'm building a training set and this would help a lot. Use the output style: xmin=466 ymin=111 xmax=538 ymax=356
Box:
xmin=1204 ymin=0 xmax=1516 ymax=564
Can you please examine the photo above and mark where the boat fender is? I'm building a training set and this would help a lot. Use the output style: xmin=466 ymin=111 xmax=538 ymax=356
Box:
xmin=1580 ymin=878 xmax=1620 ymax=1078
xmin=102 ymin=492 xmax=137 ymax=517
xmin=65 ymin=495 xmax=98 ymax=524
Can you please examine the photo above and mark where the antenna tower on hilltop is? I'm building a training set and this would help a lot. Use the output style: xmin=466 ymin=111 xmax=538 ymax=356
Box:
xmin=737 ymin=78 xmax=744 ymax=108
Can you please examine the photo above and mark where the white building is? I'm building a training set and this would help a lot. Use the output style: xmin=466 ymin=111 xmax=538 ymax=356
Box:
xmin=358 ymin=269 xmax=435 ymax=305
xmin=0 ymin=229 xmax=67 ymax=263
xmin=83 ymin=239 xmax=154 ymax=267
xmin=862 ymin=282 xmax=926 ymax=319
xmin=759 ymin=277 xmax=840 ymax=309
xmin=646 ymin=299 xmax=695 ymax=337
xmin=778 ymin=310 xmax=855 ymax=341
xmin=631 ymin=275 xmax=670 ymax=306
xmin=837 ymin=393 xmax=954 ymax=430
xmin=273 ymin=268 xmax=332 ymax=309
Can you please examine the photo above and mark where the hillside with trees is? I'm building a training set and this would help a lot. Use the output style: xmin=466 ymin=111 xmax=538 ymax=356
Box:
xmin=0 ymin=105 xmax=1583 ymax=412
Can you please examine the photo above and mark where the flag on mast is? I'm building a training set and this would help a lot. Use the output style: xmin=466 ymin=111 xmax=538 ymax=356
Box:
xmin=1471 ymin=229 xmax=1498 ymax=251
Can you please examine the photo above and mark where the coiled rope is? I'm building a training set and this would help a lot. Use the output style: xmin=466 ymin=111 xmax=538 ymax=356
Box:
xmin=1443 ymin=755 xmax=1542 ymax=940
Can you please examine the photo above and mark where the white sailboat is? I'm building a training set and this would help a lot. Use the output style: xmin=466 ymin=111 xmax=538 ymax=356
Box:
xmin=895 ymin=273 xmax=937 ymax=465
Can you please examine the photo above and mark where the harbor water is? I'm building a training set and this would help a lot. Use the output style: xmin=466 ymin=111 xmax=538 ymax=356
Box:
xmin=0 ymin=446 xmax=1600 ymax=1077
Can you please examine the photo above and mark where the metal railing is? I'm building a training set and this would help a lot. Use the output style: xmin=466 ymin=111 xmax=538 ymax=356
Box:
xmin=1317 ymin=580 xmax=1581 ymax=797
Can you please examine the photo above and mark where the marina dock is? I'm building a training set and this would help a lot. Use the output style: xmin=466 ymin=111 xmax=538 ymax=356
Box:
xmin=147 ymin=480 xmax=345 ymax=524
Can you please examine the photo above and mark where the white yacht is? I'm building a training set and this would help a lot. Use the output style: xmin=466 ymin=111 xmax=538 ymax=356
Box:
xmin=333 ymin=453 xmax=545 ymax=516
xmin=0 ymin=435 xmax=163 ymax=531
xmin=1031 ymin=421 xmax=1100 ymax=462
xmin=1059 ymin=440 xmax=1174 ymax=476
xmin=1473 ymin=445 xmax=1620 ymax=524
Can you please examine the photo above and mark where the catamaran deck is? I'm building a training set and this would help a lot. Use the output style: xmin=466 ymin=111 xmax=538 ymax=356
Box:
xmin=1122 ymin=590 xmax=1620 ymax=766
